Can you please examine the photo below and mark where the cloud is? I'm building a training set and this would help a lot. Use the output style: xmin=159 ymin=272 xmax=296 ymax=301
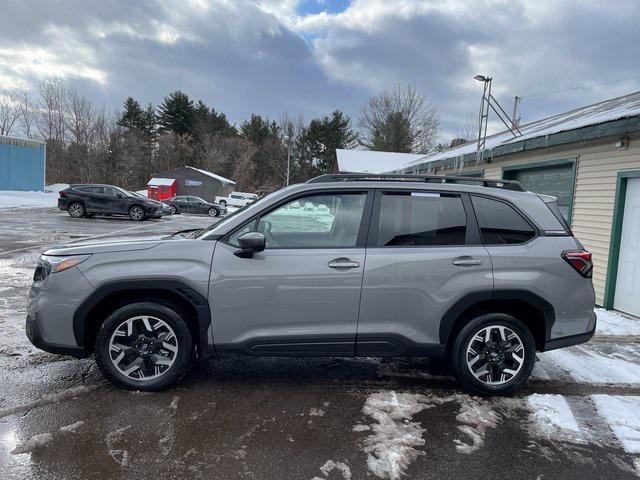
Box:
xmin=1 ymin=0 xmax=639 ymax=139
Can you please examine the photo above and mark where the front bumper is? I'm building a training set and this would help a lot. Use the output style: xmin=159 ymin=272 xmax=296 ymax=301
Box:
xmin=26 ymin=312 xmax=86 ymax=357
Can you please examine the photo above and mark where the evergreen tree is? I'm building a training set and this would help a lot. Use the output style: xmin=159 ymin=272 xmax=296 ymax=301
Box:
xmin=117 ymin=97 xmax=145 ymax=130
xmin=157 ymin=90 xmax=195 ymax=135
xmin=369 ymin=111 xmax=413 ymax=153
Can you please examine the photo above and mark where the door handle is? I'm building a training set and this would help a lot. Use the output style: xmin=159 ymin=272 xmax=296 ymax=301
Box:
xmin=452 ymin=256 xmax=482 ymax=266
xmin=328 ymin=257 xmax=360 ymax=269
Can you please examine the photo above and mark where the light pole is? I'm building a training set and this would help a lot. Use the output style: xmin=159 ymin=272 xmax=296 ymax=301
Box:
xmin=284 ymin=135 xmax=292 ymax=186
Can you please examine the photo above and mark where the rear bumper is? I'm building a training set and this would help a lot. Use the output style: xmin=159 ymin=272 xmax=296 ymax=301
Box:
xmin=543 ymin=309 xmax=597 ymax=351
xmin=57 ymin=198 xmax=69 ymax=210
xmin=26 ymin=312 xmax=87 ymax=358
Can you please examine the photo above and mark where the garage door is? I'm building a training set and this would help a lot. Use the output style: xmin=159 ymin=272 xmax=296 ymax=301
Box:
xmin=504 ymin=163 xmax=574 ymax=221
xmin=614 ymin=178 xmax=640 ymax=317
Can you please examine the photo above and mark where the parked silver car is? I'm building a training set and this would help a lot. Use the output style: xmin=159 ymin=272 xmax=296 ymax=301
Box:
xmin=27 ymin=174 xmax=596 ymax=394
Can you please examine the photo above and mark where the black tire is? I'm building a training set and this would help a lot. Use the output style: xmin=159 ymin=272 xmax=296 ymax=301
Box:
xmin=95 ymin=302 xmax=195 ymax=391
xmin=68 ymin=202 xmax=85 ymax=218
xmin=169 ymin=205 xmax=178 ymax=215
xmin=208 ymin=207 xmax=218 ymax=217
xmin=129 ymin=205 xmax=146 ymax=221
xmin=450 ymin=313 xmax=536 ymax=395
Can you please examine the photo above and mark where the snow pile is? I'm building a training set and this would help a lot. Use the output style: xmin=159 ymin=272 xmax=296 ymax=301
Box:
xmin=527 ymin=394 xmax=584 ymax=443
xmin=360 ymin=391 xmax=434 ymax=480
xmin=59 ymin=421 xmax=85 ymax=433
xmin=591 ymin=395 xmax=640 ymax=454
xmin=0 ymin=190 xmax=59 ymax=209
xmin=541 ymin=344 xmax=640 ymax=384
xmin=595 ymin=308 xmax=640 ymax=336
xmin=10 ymin=432 xmax=53 ymax=454
xmin=0 ymin=384 xmax=99 ymax=419
xmin=453 ymin=396 xmax=499 ymax=454
xmin=45 ymin=183 xmax=69 ymax=194
xmin=135 ymin=189 xmax=148 ymax=197
xmin=311 ymin=460 xmax=352 ymax=480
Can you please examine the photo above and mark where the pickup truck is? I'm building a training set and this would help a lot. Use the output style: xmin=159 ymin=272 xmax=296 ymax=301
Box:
xmin=215 ymin=192 xmax=258 ymax=208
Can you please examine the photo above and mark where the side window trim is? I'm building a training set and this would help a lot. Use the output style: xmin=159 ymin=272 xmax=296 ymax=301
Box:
xmin=222 ymin=189 xmax=375 ymax=249
xmin=469 ymin=193 xmax=540 ymax=246
xmin=366 ymin=189 xmax=473 ymax=248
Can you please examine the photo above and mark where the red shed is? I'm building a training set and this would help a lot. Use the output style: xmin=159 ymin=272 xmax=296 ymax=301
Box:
xmin=147 ymin=177 xmax=176 ymax=201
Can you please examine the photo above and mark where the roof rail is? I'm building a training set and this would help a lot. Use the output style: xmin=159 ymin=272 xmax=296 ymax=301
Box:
xmin=306 ymin=173 xmax=525 ymax=191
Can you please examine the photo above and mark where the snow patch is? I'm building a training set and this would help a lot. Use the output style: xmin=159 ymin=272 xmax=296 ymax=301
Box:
xmin=360 ymin=391 xmax=440 ymax=480
xmin=312 ymin=460 xmax=352 ymax=479
xmin=541 ymin=345 xmax=640 ymax=384
xmin=595 ymin=308 xmax=640 ymax=336
xmin=169 ymin=396 xmax=180 ymax=411
xmin=10 ymin=432 xmax=53 ymax=454
xmin=0 ymin=190 xmax=59 ymax=209
xmin=59 ymin=421 xmax=85 ymax=433
xmin=453 ymin=396 xmax=499 ymax=454
xmin=309 ymin=408 xmax=325 ymax=417
xmin=106 ymin=425 xmax=132 ymax=466
xmin=353 ymin=424 xmax=370 ymax=432
xmin=0 ymin=385 xmax=100 ymax=419
xmin=527 ymin=394 xmax=584 ymax=444
xmin=592 ymin=395 xmax=640 ymax=454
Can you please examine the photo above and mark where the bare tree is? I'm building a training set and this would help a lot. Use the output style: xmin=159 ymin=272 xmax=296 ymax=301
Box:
xmin=17 ymin=90 xmax=36 ymax=139
xmin=457 ymin=114 xmax=478 ymax=142
xmin=0 ymin=89 xmax=20 ymax=136
xmin=37 ymin=79 xmax=67 ymax=142
xmin=65 ymin=87 xmax=96 ymax=145
xmin=358 ymin=83 xmax=440 ymax=153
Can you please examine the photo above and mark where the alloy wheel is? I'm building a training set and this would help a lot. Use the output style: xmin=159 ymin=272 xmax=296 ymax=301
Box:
xmin=465 ymin=325 xmax=525 ymax=385
xmin=130 ymin=206 xmax=144 ymax=220
xmin=108 ymin=315 xmax=178 ymax=381
xmin=69 ymin=203 xmax=84 ymax=217
xmin=208 ymin=208 xmax=218 ymax=217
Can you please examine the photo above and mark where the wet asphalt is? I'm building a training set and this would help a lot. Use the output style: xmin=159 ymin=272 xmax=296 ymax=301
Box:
xmin=1 ymin=207 xmax=639 ymax=479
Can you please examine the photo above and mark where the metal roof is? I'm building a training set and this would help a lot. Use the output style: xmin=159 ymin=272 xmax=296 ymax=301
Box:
xmin=394 ymin=90 xmax=640 ymax=173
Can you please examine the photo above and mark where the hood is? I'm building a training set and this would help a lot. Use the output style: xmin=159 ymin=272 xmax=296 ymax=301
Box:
xmin=44 ymin=237 xmax=164 ymax=256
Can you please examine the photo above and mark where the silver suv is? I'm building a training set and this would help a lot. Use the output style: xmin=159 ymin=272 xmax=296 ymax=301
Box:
xmin=27 ymin=174 xmax=596 ymax=394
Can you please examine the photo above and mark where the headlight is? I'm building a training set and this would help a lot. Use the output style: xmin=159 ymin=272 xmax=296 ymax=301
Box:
xmin=34 ymin=254 xmax=92 ymax=281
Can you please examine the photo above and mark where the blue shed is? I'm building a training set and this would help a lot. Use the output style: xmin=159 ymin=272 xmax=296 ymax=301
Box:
xmin=0 ymin=135 xmax=46 ymax=191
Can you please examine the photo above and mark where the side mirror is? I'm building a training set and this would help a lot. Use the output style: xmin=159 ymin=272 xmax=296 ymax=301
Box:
xmin=234 ymin=232 xmax=266 ymax=258
xmin=115 ymin=193 xmax=124 ymax=198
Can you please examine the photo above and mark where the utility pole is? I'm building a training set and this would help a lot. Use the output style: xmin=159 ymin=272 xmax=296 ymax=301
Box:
xmin=511 ymin=96 xmax=521 ymax=127
xmin=286 ymin=136 xmax=291 ymax=186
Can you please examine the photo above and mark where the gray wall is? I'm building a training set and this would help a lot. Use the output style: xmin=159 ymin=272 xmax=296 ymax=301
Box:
xmin=153 ymin=167 xmax=235 ymax=203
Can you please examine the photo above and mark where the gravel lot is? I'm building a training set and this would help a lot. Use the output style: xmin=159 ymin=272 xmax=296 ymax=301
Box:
xmin=1 ymin=207 xmax=640 ymax=479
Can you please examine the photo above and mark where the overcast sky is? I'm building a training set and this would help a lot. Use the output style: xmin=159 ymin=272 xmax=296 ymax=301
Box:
xmin=2 ymin=0 xmax=639 ymax=140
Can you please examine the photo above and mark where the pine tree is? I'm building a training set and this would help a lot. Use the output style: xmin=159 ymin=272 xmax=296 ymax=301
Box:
xmin=117 ymin=97 xmax=145 ymax=131
xmin=157 ymin=91 xmax=195 ymax=135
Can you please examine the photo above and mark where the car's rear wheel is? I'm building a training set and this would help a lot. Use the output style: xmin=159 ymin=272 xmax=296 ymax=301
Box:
xmin=129 ymin=205 xmax=145 ymax=221
xmin=450 ymin=313 xmax=535 ymax=395
xmin=68 ymin=202 xmax=85 ymax=218
xmin=208 ymin=207 xmax=218 ymax=217
xmin=95 ymin=302 xmax=194 ymax=391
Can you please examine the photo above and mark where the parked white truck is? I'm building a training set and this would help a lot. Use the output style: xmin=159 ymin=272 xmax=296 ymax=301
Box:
xmin=215 ymin=191 xmax=258 ymax=208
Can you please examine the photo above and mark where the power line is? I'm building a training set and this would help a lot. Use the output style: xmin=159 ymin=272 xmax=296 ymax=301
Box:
xmin=521 ymin=74 xmax=640 ymax=99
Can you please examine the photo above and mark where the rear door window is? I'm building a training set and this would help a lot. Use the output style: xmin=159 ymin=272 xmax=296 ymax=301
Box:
xmin=377 ymin=192 xmax=467 ymax=246
xmin=471 ymin=196 xmax=535 ymax=245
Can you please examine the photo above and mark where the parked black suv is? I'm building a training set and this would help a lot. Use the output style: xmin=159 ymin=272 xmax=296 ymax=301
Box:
xmin=165 ymin=196 xmax=227 ymax=217
xmin=58 ymin=184 xmax=164 ymax=221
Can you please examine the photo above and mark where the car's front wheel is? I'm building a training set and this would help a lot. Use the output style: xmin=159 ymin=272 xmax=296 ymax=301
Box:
xmin=219 ymin=200 xmax=226 ymax=207
xmin=208 ymin=207 xmax=218 ymax=217
xmin=95 ymin=302 xmax=194 ymax=391
xmin=169 ymin=205 xmax=177 ymax=215
xmin=129 ymin=205 xmax=145 ymax=221
xmin=450 ymin=313 xmax=535 ymax=395
xmin=68 ymin=202 xmax=85 ymax=218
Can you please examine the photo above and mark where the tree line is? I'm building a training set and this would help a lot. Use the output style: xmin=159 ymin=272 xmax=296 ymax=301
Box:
xmin=0 ymin=81 xmax=451 ymax=192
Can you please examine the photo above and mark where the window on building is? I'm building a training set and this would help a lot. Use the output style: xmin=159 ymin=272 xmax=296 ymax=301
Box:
xmin=471 ymin=196 xmax=535 ymax=245
xmin=377 ymin=192 xmax=467 ymax=246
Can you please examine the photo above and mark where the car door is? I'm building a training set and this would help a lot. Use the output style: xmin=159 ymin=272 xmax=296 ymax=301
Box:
xmin=209 ymin=190 xmax=373 ymax=354
xmin=172 ymin=196 xmax=189 ymax=213
xmin=82 ymin=186 xmax=110 ymax=213
xmin=103 ymin=187 xmax=127 ymax=214
xmin=357 ymin=189 xmax=493 ymax=355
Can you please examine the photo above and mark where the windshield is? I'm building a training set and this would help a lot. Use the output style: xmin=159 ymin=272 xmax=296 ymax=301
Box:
xmin=194 ymin=189 xmax=284 ymax=239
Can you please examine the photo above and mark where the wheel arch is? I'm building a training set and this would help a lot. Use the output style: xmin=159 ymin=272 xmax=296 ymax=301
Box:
xmin=73 ymin=280 xmax=213 ymax=356
xmin=440 ymin=290 xmax=555 ymax=352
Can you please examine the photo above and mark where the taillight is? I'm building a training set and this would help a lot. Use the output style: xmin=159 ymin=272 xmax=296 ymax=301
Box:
xmin=59 ymin=191 xmax=67 ymax=198
xmin=562 ymin=250 xmax=593 ymax=278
